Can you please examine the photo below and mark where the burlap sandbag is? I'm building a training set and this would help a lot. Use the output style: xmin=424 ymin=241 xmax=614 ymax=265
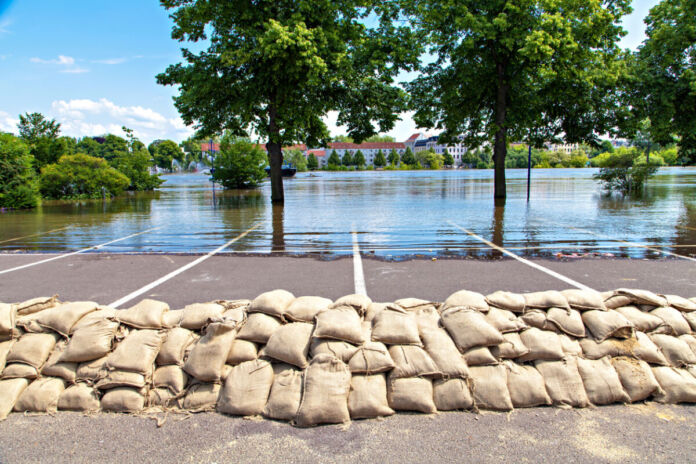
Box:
xmin=615 ymin=289 xmax=667 ymax=307
xmin=0 ymin=303 xmax=17 ymax=336
xmin=216 ymin=299 xmax=251 ymax=311
xmin=6 ymin=332 xmax=59 ymax=368
xmin=484 ymin=308 xmax=527 ymax=333
xmin=348 ymin=374 xmax=394 ymax=419
xmin=58 ymin=384 xmax=101 ymax=411
xmin=218 ymin=359 xmax=274 ymax=416
xmin=615 ymin=306 xmax=666 ymax=333
xmin=76 ymin=356 xmax=109 ymax=383
xmin=394 ymin=298 xmax=438 ymax=312
xmin=679 ymin=334 xmax=696 ymax=357
xmin=432 ymin=378 xmax=474 ymax=411
xmin=60 ymin=319 xmax=120 ymax=363
xmin=685 ymin=312 xmax=696 ymax=332
xmin=463 ymin=346 xmax=498 ymax=366
xmin=414 ymin=307 xmax=441 ymax=332
xmin=491 ymin=332 xmax=529 ymax=359
xmin=520 ymin=310 xmax=558 ymax=332
xmin=310 ymin=339 xmax=357 ymax=363
xmin=652 ymin=366 xmax=696 ymax=403
xmin=388 ymin=345 xmax=440 ymax=379
xmin=42 ymin=340 xmax=77 ymax=382
xmin=442 ymin=290 xmax=489 ymax=312
xmin=650 ymin=306 xmax=691 ymax=336
xmin=331 ymin=294 xmax=372 ymax=316
xmin=237 ymin=312 xmax=282 ymax=343
xmin=505 ymin=362 xmax=551 ymax=408
xmin=157 ymin=327 xmax=198 ymax=366
xmin=148 ymin=388 xmax=179 ymax=409
xmin=610 ymin=357 xmax=662 ymax=402
xmin=387 ymin=376 xmax=437 ymax=413
xmin=371 ymin=305 xmax=421 ymax=345
xmin=248 ymin=290 xmax=295 ymax=318
xmin=35 ymin=301 xmax=99 ymax=336
xmin=561 ymin=289 xmax=607 ymax=311
xmin=546 ymin=308 xmax=586 ymax=337
xmin=16 ymin=310 xmax=51 ymax=334
xmin=96 ymin=370 xmax=148 ymax=390
xmin=114 ymin=299 xmax=169 ymax=329
xmin=364 ymin=303 xmax=387 ymax=322
xmin=663 ymin=294 xmax=696 ymax=312
xmin=182 ymin=383 xmax=220 ymax=412
xmin=441 ymin=307 xmax=504 ymax=352
xmin=106 ymin=329 xmax=164 ymax=375
xmin=348 ymin=342 xmax=394 ymax=374
xmin=162 ymin=309 xmax=183 ymax=329
xmin=580 ymin=332 xmax=668 ymax=365
xmin=523 ymin=291 xmax=570 ymax=311
xmin=184 ymin=322 xmax=237 ymax=382
xmin=312 ymin=306 xmax=364 ymax=345
xmin=486 ymin=291 xmax=525 ymax=313
xmin=227 ymin=339 xmax=258 ymax=365
xmin=14 ymin=296 xmax=59 ymax=316
xmin=420 ymin=327 xmax=470 ymax=378
xmin=180 ymin=303 xmax=225 ymax=330
xmin=14 ymin=377 xmax=65 ymax=413
xmin=469 ymin=365 xmax=513 ymax=411
xmin=284 ymin=296 xmax=331 ymax=322
xmin=535 ymin=357 xmax=590 ymax=408
xmin=518 ymin=328 xmax=564 ymax=362
xmin=649 ymin=333 xmax=696 ymax=367
xmin=295 ymin=354 xmax=351 ymax=426
xmin=101 ymin=387 xmax=145 ymax=412
xmin=582 ymin=310 xmax=634 ymax=341
xmin=559 ymin=334 xmax=583 ymax=356
xmin=0 ymin=339 xmax=15 ymax=372
xmin=264 ymin=364 xmax=303 ymax=421
xmin=154 ymin=365 xmax=188 ymax=394
xmin=2 ymin=363 xmax=38 ymax=380
xmin=71 ymin=306 xmax=117 ymax=331
xmin=576 ymin=357 xmax=630 ymax=405
xmin=0 ymin=378 xmax=29 ymax=420
xmin=264 ymin=322 xmax=313 ymax=368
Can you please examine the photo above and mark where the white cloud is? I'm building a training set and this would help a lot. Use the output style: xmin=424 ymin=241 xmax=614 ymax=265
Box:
xmin=322 ymin=110 xmax=423 ymax=143
xmin=61 ymin=67 xmax=89 ymax=74
xmin=92 ymin=58 xmax=127 ymax=65
xmin=0 ymin=111 xmax=18 ymax=133
xmin=31 ymin=55 xmax=75 ymax=65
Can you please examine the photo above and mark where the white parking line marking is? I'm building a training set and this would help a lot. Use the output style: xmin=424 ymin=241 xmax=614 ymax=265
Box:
xmin=0 ymin=227 xmax=161 ymax=275
xmin=447 ymin=221 xmax=594 ymax=291
xmin=352 ymin=231 xmax=367 ymax=296
xmin=0 ymin=226 xmax=73 ymax=245
xmin=108 ymin=222 xmax=263 ymax=308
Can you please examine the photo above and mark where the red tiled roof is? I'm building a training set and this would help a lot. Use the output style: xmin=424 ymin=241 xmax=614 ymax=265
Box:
xmin=201 ymin=143 xmax=220 ymax=152
xmin=406 ymin=133 xmax=421 ymax=142
xmin=307 ymin=149 xmax=326 ymax=157
xmin=328 ymin=142 xmax=405 ymax=150
xmin=201 ymin=143 xmax=307 ymax=152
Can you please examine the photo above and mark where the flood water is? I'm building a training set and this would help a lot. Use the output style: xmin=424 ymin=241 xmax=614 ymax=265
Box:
xmin=2 ymin=168 xmax=696 ymax=259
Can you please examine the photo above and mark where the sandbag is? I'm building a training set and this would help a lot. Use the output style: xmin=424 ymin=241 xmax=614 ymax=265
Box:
xmin=348 ymin=374 xmax=394 ymax=419
xmin=106 ymin=329 xmax=164 ymax=375
xmin=0 ymin=303 xmax=17 ymax=336
xmin=420 ymin=327 xmax=470 ymax=378
xmin=490 ymin=332 xmax=529 ymax=359
xmin=264 ymin=322 xmax=313 ymax=368
xmin=442 ymin=290 xmax=488 ymax=312
xmin=582 ymin=310 xmax=634 ymax=341
xmin=615 ymin=289 xmax=667 ymax=307
xmin=580 ymin=332 xmax=668 ymax=365
xmin=227 ymin=339 xmax=258 ymax=365
xmin=218 ymin=359 xmax=274 ymax=416
xmin=463 ymin=346 xmax=498 ymax=366
xmin=162 ymin=309 xmax=183 ymax=328
xmin=148 ymin=388 xmax=179 ymax=409
xmin=505 ymin=362 xmax=551 ymax=408
xmin=101 ymin=387 xmax=145 ymax=412
xmin=14 ymin=296 xmax=59 ymax=316
xmin=310 ymin=339 xmax=357 ymax=363
xmin=520 ymin=310 xmax=557 ymax=332
xmin=264 ymin=364 xmax=303 ymax=421
xmin=388 ymin=345 xmax=440 ymax=379
xmin=485 ymin=291 xmax=525 ymax=313
xmin=313 ymin=306 xmax=365 ymax=345
xmin=14 ymin=377 xmax=65 ymax=413
xmin=248 ymin=290 xmax=295 ymax=318
xmin=535 ymin=357 xmax=590 ymax=408
xmin=371 ymin=305 xmax=421 ymax=345
xmin=469 ymin=365 xmax=513 ymax=411
xmin=184 ymin=322 xmax=237 ymax=382
xmin=96 ymin=370 xmax=148 ymax=390
xmin=6 ymin=332 xmax=59 ymax=368
xmin=42 ymin=340 xmax=77 ymax=382
xmin=432 ymin=378 xmax=473 ymax=411
xmin=518 ymin=328 xmax=564 ymax=361
xmin=685 ymin=312 xmax=696 ymax=332
xmin=546 ymin=308 xmax=586 ymax=337
xmin=484 ymin=308 xmax=526 ymax=333
xmin=387 ymin=376 xmax=437 ymax=413
xmin=561 ymin=289 xmax=607 ymax=311
xmin=2 ymin=363 xmax=38 ymax=379
xmin=237 ymin=313 xmax=282 ymax=343
xmin=414 ymin=306 xmax=441 ymax=332
xmin=153 ymin=365 xmax=188 ymax=394
xmin=16 ymin=311 xmax=51 ymax=334
xmin=441 ymin=307 xmax=503 ymax=352
xmin=284 ymin=296 xmax=331 ymax=322
xmin=35 ymin=301 xmax=99 ymax=336
xmin=0 ymin=378 xmax=29 ymax=419
xmin=331 ymin=294 xmax=372 ymax=316
xmin=58 ymin=384 xmax=101 ymax=411
xmin=76 ymin=356 xmax=109 ymax=383
xmin=364 ymin=303 xmax=387 ymax=322
xmin=559 ymin=334 xmax=583 ymax=356
xmin=679 ymin=334 xmax=696 ymax=356
xmin=610 ymin=357 xmax=662 ymax=402
xmin=348 ymin=342 xmax=394 ymax=374
xmin=576 ymin=357 xmax=630 ymax=405
xmin=523 ymin=291 xmax=569 ymax=311
xmin=652 ymin=367 xmax=696 ymax=403
xmin=114 ymin=299 xmax=168 ymax=329
xmin=60 ymin=319 xmax=120 ymax=363
xmin=182 ymin=383 xmax=220 ymax=412
xmin=71 ymin=307 xmax=118 ymax=331
xmin=649 ymin=333 xmax=696 ymax=367
xmin=650 ymin=306 xmax=691 ymax=336
xmin=663 ymin=294 xmax=696 ymax=312
xmin=180 ymin=303 xmax=225 ymax=330
xmin=394 ymin=298 xmax=438 ymax=312
xmin=157 ymin=328 xmax=197 ymax=366
xmin=295 ymin=354 xmax=351 ymax=426
xmin=615 ymin=306 xmax=666 ymax=333
xmin=0 ymin=339 xmax=15 ymax=372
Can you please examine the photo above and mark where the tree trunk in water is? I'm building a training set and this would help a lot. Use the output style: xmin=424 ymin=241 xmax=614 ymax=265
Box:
xmin=493 ymin=63 xmax=509 ymax=199
xmin=267 ymin=104 xmax=284 ymax=204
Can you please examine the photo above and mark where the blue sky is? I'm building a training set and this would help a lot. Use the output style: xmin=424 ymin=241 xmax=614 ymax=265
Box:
xmin=0 ymin=0 xmax=661 ymax=143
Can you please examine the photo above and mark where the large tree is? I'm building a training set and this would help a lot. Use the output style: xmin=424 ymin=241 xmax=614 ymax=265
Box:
xmin=18 ymin=112 xmax=61 ymax=144
xmin=406 ymin=0 xmax=631 ymax=198
xmin=157 ymin=0 xmax=419 ymax=203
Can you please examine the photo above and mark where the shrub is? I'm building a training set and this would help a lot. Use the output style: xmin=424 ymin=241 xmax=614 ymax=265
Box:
xmin=284 ymin=149 xmax=308 ymax=172
xmin=40 ymin=153 xmax=130 ymax=199
xmin=593 ymin=147 xmax=660 ymax=195
xmin=112 ymin=150 xmax=164 ymax=191
xmin=0 ymin=133 xmax=40 ymax=209
xmin=307 ymin=153 xmax=319 ymax=170
xmin=211 ymin=135 xmax=267 ymax=189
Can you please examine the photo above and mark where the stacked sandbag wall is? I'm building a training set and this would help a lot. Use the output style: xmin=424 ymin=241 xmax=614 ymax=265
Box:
xmin=2 ymin=288 xmax=696 ymax=425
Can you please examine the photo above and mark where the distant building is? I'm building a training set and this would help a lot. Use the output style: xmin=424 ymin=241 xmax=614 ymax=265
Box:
xmin=404 ymin=133 xmax=425 ymax=151
xmin=413 ymin=135 xmax=470 ymax=166
xmin=324 ymin=142 xmax=406 ymax=165
xmin=547 ymin=143 xmax=580 ymax=154
xmin=306 ymin=149 xmax=326 ymax=167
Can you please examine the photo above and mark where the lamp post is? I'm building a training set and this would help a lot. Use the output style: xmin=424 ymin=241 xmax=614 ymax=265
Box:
xmin=526 ymin=144 xmax=532 ymax=202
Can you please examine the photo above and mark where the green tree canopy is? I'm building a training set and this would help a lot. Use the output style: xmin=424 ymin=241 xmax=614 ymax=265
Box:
xmin=353 ymin=149 xmax=365 ymax=166
xmin=149 ymin=139 xmax=184 ymax=170
xmin=307 ymin=153 xmax=319 ymax=170
xmin=0 ymin=133 xmax=40 ymax=209
xmin=332 ymin=135 xmax=354 ymax=143
xmin=442 ymin=149 xmax=454 ymax=167
xmin=18 ymin=112 xmax=61 ymax=144
xmin=40 ymin=153 xmax=130 ymax=199
xmin=284 ymin=148 xmax=308 ymax=172
xmin=342 ymin=151 xmax=354 ymax=166
xmin=388 ymin=149 xmax=399 ymax=165
xmin=328 ymin=150 xmax=341 ymax=166
xmin=364 ymin=135 xmax=396 ymax=143
xmin=157 ymin=0 xmax=420 ymax=203
xmin=211 ymin=135 xmax=268 ymax=189
xmin=374 ymin=149 xmax=386 ymax=167
xmin=406 ymin=0 xmax=632 ymax=198
xmin=401 ymin=146 xmax=416 ymax=165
